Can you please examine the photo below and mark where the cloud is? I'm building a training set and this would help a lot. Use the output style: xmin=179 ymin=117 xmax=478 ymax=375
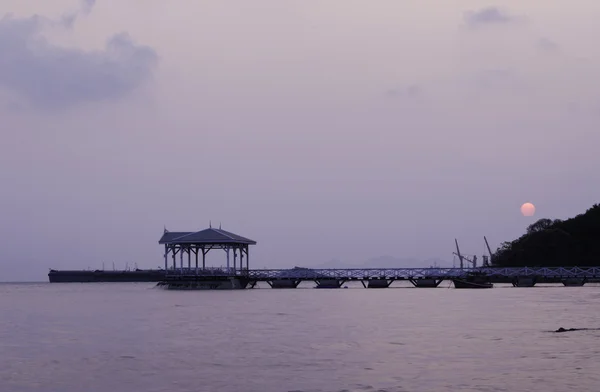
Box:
xmin=60 ymin=0 xmax=96 ymax=29
xmin=464 ymin=7 xmax=518 ymax=28
xmin=0 ymin=13 xmax=157 ymax=109
xmin=537 ymin=37 xmax=559 ymax=52
xmin=465 ymin=69 xmax=529 ymax=93
xmin=82 ymin=0 xmax=96 ymax=15
xmin=385 ymin=84 xmax=422 ymax=99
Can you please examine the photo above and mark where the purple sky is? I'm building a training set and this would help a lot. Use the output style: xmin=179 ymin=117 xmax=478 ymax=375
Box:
xmin=1 ymin=1 xmax=599 ymax=281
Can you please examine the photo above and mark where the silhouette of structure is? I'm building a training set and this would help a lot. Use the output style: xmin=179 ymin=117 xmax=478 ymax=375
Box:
xmin=159 ymin=226 xmax=256 ymax=275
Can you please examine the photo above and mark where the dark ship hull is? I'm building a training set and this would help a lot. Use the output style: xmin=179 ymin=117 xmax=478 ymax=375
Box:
xmin=452 ymin=271 xmax=494 ymax=289
xmin=48 ymin=269 xmax=166 ymax=283
xmin=452 ymin=279 xmax=493 ymax=289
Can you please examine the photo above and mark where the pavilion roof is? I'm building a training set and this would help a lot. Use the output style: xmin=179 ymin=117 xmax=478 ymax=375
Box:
xmin=158 ymin=227 xmax=257 ymax=245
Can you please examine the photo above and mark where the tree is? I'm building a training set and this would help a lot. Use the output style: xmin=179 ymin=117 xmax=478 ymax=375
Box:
xmin=492 ymin=204 xmax=600 ymax=267
xmin=526 ymin=218 xmax=555 ymax=234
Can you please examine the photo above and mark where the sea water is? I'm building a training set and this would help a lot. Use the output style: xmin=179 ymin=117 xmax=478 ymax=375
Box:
xmin=1 ymin=282 xmax=599 ymax=392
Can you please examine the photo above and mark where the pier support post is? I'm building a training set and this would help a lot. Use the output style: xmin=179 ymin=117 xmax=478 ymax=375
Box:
xmin=409 ymin=278 xmax=443 ymax=288
xmin=233 ymin=248 xmax=237 ymax=274
xmin=180 ymin=248 xmax=183 ymax=274
xmin=246 ymin=245 xmax=249 ymax=270
xmin=187 ymin=248 xmax=191 ymax=271
xmin=240 ymin=248 xmax=244 ymax=274
xmin=161 ymin=276 xmax=249 ymax=290
xmin=512 ymin=277 xmax=537 ymax=287
xmin=366 ymin=279 xmax=394 ymax=288
xmin=267 ymin=280 xmax=301 ymax=288
xmin=315 ymin=279 xmax=346 ymax=288
xmin=164 ymin=245 xmax=168 ymax=272
xmin=226 ymin=247 xmax=230 ymax=273
xmin=172 ymin=247 xmax=177 ymax=271
xmin=562 ymin=278 xmax=586 ymax=286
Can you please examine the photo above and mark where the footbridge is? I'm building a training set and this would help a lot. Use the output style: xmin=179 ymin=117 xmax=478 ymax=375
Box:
xmin=163 ymin=266 xmax=600 ymax=289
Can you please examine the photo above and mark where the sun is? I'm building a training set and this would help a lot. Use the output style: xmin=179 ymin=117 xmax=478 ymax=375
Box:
xmin=520 ymin=202 xmax=536 ymax=217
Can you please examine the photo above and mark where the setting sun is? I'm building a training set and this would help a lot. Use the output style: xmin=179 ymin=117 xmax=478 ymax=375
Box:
xmin=520 ymin=202 xmax=536 ymax=217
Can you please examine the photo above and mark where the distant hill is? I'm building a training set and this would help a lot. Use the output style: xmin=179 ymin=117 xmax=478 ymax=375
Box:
xmin=308 ymin=256 xmax=453 ymax=269
xmin=492 ymin=204 xmax=600 ymax=267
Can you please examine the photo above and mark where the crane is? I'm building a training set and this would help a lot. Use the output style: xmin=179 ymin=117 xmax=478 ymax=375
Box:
xmin=484 ymin=236 xmax=494 ymax=266
xmin=453 ymin=239 xmax=478 ymax=269
xmin=454 ymin=239 xmax=464 ymax=269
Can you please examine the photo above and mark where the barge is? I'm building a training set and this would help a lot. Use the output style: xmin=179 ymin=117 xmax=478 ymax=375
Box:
xmin=48 ymin=269 xmax=166 ymax=283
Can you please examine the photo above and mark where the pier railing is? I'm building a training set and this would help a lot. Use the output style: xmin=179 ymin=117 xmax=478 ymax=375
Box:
xmin=165 ymin=267 xmax=234 ymax=277
xmin=164 ymin=266 xmax=600 ymax=280
xmin=245 ymin=267 xmax=600 ymax=280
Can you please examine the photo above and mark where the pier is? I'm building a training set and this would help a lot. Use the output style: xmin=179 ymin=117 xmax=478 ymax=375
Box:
xmin=161 ymin=266 xmax=600 ymax=289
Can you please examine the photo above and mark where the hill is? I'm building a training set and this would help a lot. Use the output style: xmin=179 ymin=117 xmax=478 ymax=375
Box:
xmin=492 ymin=204 xmax=600 ymax=267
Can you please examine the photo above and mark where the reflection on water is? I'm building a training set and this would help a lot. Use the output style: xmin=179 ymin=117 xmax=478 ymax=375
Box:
xmin=1 ymin=282 xmax=600 ymax=392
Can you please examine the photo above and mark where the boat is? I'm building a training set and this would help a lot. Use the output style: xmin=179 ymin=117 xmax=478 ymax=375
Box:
xmin=48 ymin=269 xmax=166 ymax=283
xmin=452 ymin=271 xmax=493 ymax=289
xmin=451 ymin=239 xmax=493 ymax=288
xmin=452 ymin=278 xmax=493 ymax=289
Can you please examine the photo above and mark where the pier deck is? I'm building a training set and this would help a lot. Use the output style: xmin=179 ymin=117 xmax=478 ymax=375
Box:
xmin=165 ymin=266 xmax=600 ymax=285
xmin=49 ymin=266 xmax=600 ymax=285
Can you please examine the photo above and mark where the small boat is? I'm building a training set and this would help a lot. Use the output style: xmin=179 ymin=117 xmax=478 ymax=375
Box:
xmin=452 ymin=239 xmax=493 ymax=288
xmin=453 ymin=279 xmax=493 ymax=289
xmin=452 ymin=272 xmax=493 ymax=289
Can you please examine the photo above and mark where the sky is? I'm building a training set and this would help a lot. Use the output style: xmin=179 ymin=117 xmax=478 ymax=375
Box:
xmin=1 ymin=0 xmax=599 ymax=280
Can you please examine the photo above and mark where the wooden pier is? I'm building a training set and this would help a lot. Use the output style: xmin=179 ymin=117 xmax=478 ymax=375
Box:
xmin=162 ymin=266 xmax=600 ymax=289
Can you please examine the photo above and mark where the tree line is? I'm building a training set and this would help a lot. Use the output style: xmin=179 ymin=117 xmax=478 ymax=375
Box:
xmin=492 ymin=204 xmax=600 ymax=267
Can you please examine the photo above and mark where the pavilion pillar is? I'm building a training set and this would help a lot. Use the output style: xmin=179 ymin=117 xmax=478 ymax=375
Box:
xmin=246 ymin=245 xmax=249 ymax=270
xmin=179 ymin=248 xmax=183 ymax=274
xmin=195 ymin=248 xmax=198 ymax=275
xmin=239 ymin=247 xmax=244 ymax=272
xmin=202 ymin=248 xmax=206 ymax=270
xmin=172 ymin=248 xmax=176 ymax=271
xmin=226 ymin=247 xmax=230 ymax=272
xmin=187 ymin=248 xmax=191 ymax=272
xmin=164 ymin=245 xmax=168 ymax=272
xmin=233 ymin=248 xmax=237 ymax=274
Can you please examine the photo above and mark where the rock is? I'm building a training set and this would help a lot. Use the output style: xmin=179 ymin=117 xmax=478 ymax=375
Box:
xmin=554 ymin=327 xmax=600 ymax=333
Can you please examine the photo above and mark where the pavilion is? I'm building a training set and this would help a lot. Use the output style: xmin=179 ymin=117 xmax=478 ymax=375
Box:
xmin=159 ymin=225 xmax=257 ymax=275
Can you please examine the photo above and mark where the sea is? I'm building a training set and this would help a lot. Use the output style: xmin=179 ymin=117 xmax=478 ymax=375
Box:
xmin=1 ymin=281 xmax=599 ymax=392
